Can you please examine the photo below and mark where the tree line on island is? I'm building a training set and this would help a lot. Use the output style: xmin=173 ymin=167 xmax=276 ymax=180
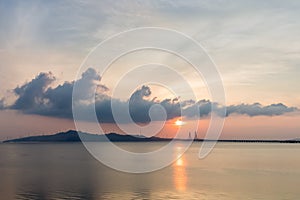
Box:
xmin=3 ymin=130 xmax=300 ymax=143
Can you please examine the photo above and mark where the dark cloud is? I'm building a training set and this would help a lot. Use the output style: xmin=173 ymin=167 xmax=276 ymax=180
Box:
xmin=128 ymin=86 xmax=183 ymax=123
xmin=9 ymin=68 xmax=98 ymax=118
xmin=4 ymin=68 xmax=298 ymax=123
xmin=226 ymin=103 xmax=297 ymax=117
xmin=129 ymin=86 xmax=157 ymax=123
xmin=12 ymin=72 xmax=55 ymax=110
xmin=0 ymin=98 xmax=5 ymax=109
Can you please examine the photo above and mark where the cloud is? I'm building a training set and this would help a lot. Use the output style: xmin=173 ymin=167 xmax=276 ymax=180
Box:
xmin=226 ymin=103 xmax=297 ymax=117
xmin=11 ymin=72 xmax=55 ymax=110
xmin=0 ymin=98 xmax=5 ymax=109
xmin=186 ymin=101 xmax=298 ymax=118
xmin=9 ymin=68 xmax=103 ymax=118
xmin=128 ymin=86 xmax=182 ymax=123
xmin=4 ymin=68 xmax=298 ymax=123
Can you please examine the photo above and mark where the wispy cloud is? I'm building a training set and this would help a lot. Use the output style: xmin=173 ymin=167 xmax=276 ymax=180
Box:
xmin=1 ymin=0 xmax=300 ymax=109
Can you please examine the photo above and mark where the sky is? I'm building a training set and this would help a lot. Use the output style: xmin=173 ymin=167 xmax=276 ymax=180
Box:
xmin=0 ymin=0 xmax=300 ymax=140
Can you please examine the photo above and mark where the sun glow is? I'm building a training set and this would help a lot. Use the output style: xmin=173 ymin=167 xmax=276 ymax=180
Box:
xmin=175 ymin=119 xmax=185 ymax=126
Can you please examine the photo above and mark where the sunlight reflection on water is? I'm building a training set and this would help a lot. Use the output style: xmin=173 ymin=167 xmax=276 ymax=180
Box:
xmin=1 ymin=143 xmax=300 ymax=200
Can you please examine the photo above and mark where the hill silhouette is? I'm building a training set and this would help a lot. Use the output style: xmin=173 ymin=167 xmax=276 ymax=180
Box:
xmin=2 ymin=130 xmax=169 ymax=143
xmin=2 ymin=130 xmax=300 ymax=143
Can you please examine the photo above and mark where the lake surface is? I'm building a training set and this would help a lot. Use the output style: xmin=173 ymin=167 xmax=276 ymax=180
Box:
xmin=1 ymin=142 xmax=300 ymax=200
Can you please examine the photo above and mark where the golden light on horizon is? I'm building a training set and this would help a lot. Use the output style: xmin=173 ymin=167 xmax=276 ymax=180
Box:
xmin=175 ymin=119 xmax=185 ymax=126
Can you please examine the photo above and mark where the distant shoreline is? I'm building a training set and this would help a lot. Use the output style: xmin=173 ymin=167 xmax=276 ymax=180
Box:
xmin=2 ymin=130 xmax=300 ymax=144
xmin=3 ymin=140 xmax=300 ymax=144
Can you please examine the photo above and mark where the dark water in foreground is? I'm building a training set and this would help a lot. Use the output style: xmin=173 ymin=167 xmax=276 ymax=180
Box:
xmin=1 ymin=142 xmax=300 ymax=200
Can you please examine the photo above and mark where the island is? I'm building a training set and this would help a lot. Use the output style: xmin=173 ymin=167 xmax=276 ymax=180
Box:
xmin=2 ymin=130 xmax=300 ymax=143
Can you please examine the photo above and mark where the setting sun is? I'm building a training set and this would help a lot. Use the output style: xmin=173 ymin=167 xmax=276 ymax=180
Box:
xmin=175 ymin=120 xmax=185 ymax=126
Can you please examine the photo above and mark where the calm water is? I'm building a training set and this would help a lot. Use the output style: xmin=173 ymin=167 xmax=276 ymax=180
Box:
xmin=1 ymin=142 xmax=300 ymax=200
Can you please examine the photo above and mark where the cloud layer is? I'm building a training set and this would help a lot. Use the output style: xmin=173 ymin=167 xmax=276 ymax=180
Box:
xmin=1 ymin=69 xmax=298 ymax=123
